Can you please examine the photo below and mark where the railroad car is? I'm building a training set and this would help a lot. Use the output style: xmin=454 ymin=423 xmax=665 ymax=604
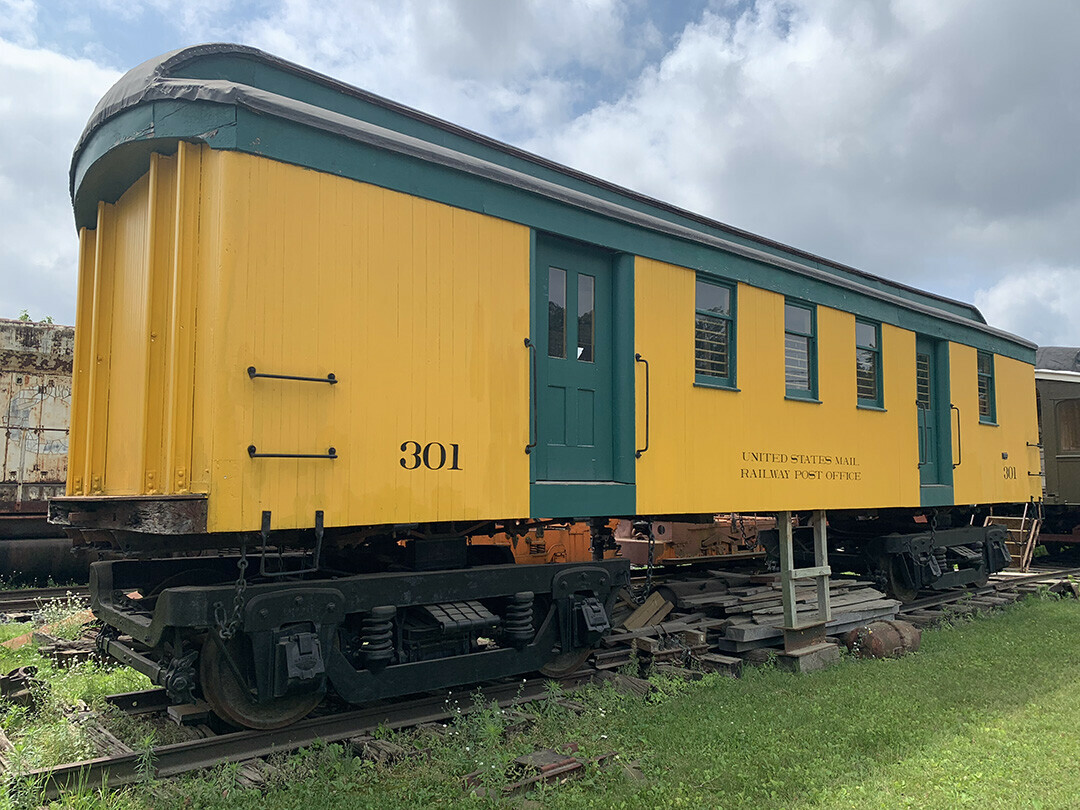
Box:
xmin=1034 ymin=347 xmax=1080 ymax=544
xmin=54 ymin=44 xmax=1040 ymax=728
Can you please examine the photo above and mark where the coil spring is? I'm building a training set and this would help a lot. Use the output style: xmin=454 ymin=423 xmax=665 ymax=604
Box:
xmin=503 ymin=591 xmax=534 ymax=648
xmin=360 ymin=605 xmax=395 ymax=670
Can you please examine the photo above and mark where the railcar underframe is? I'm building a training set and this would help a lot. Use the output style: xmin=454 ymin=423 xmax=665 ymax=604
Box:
xmin=56 ymin=496 xmax=1011 ymax=729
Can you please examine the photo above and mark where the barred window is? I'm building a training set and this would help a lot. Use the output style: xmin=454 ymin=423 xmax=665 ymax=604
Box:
xmin=855 ymin=320 xmax=882 ymax=408
xmin=695 ymin=277 xmax=736 ymax=388
xmin=785 ymin=301 xmax=817 ymax=399
xmin=977 ymin=350 xmax=996 ymax=423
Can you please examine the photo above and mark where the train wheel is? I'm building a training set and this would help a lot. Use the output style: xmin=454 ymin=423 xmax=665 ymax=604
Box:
xmin=539 ymin=647 xmax=594 ymax=679
xmin=882 ymin=555 xmax=919 ymax=603
xmin=200 ymin=634 xmax=323 ymax=730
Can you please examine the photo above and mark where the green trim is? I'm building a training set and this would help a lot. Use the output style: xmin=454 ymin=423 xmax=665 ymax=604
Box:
xmin=71 ymin=98 xmax=1036 ymax=364
xmin=611 ymin=254 xmax=636 ymax=484
xmin=919 ymin=484 xmax=955 ymax=508
xmin=977 ymin=350 xmax=997 ymax=424
xmin=693 ymin=275 xmax=737 ymax=389
xmin=784 ymin=299 xmax=818 ymax=400
xmin=855 ymin=319 xmax=884 ymax=409
xmin=856 ymin=404 xmax=887 ymax=413
xmin=694 ymin=379 xmax=740 ymax=392
xmin=530 ymin=482 xmax=635 ymax=519
xmin=785 ymin=396 xmax=823 ymax=404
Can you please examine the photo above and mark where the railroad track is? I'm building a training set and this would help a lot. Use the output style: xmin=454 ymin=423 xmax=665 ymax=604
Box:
xmin=898 ymin=564 xmax=1080 ymax=624
xmin=11 ymin=564 xmax=1080 ymax=799
xmin=0 ymin=585 xmax=88 ymax=615
xmin=22 ymin=673 xmax=593 ymax=800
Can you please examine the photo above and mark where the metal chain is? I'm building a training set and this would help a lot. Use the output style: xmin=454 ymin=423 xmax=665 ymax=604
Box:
xmin=213 ymin=536 xmax=249 ymax=640
xmin=644 ymin=523 xmax=656 ymax=596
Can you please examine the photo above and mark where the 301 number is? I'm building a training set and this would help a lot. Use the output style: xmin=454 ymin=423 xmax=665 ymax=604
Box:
xmin=400 ymin=441 xmax=462 ymax=471
xmin=1003 ymin=465 xmax=1017 ymax=480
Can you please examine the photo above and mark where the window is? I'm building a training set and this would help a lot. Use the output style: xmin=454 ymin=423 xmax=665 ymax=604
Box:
xmin=577 ymin=274 xmax=594 ymax=362
xmin=1057 ymin=400 xmax=1080 ymax=452
xmin=547 ymin=267 xmax=566 ymax=358
xmin=784 ymin=301 xmax=817 ymax=399
xmin=977 ymin=350 xmax=996 ymax=423
xmin=855 ymin=320 xmax=882 ymax=408
xmin=694 ymin=277 xmax=736 ymax=387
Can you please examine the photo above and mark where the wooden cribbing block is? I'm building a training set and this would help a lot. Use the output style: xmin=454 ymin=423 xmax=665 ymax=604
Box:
xmin=621 ymin=592 xmax=666 ymax=630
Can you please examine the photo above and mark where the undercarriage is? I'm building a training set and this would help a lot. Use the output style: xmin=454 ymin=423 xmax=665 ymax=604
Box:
xmin=90 ymin=547 xmax=627 ymax=729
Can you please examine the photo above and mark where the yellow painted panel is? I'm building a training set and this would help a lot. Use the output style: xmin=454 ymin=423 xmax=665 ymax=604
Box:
xmin=85 ymin=201 xmax=116 ymax=494
xmin=162 ymin=141 xmax=202 ymax=494
xmin=188 ymin=150 xmax=531 ymax=532
xmin=67 ymin=228 xmax=96 ymax=495
xmin=101 ymin=173 xmax=152 ymax=494
xmin=950 ymin=346 xmax=1041 ymax=504
xmin=141 ymin=153 xmax=178 ymax=495
xmin=635 ymin=257 xmax=920 ymax=513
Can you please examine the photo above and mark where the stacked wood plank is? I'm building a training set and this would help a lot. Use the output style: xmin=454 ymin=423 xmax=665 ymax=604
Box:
xmin=595 ymin=572 xmax=900 ymax=666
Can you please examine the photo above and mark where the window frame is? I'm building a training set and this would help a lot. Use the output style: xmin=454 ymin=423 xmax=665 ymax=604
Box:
xmin=855 ymin=319 xmax=884 ymax=409
xmin=693 ymin=275 xmax=738 ymax=390
xmin=784 ymin=299 xmax=818 ymax=401
xmin=977 ymin=350 xmax=997 ymax=424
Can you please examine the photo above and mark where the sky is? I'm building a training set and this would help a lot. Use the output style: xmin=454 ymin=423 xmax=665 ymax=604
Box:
xmin=1 ymin=0 xmax=1078 ymax=345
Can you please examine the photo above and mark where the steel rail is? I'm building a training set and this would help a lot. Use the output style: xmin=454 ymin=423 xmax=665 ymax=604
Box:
xmin=26 ymin=673 xmax=591 ymax=800
xmin=899 ymin=565 xmax=1080 ymax=614
xmin=0 ymin=586 xmax=89 ymax=614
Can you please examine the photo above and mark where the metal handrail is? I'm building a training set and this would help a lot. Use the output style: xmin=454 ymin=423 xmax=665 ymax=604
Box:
xmin=635 ymin=353 xmax=650 ymax=458
xmin=248 ymin=445 xmax=337 ymax=459
xmin=951 ymin=403 xmax=962 ymax=469
xmin=524 ymin=338 xmax=538 ymax=454
xmin=916 ymin=401 xmax=927 ymax=468
xmin=248 ymin=366 xmax=337 ymax=385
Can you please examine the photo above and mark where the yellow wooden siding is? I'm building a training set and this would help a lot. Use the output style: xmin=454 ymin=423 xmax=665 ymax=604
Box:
xmin=949 ymin=346 xmax=1041 ymax=504
xmin=67 ymin=228 xmax=96 ymax=495
xmin=69 ymin=144 xmax=530 ymax=531
xmin=192 ymin=150 xmax=531 ymax=531
xmin=634 ymin=257 xmax=920 ymax=513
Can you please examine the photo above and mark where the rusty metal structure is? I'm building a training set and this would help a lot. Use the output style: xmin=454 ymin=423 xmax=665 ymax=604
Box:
xmin=0 ymin=318 xmax=72 ymax=517
xmin=0 ymin=319 xmax=85 ymax=581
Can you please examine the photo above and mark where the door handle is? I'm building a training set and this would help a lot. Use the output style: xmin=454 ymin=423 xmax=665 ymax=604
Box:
xmin=524 ymin=338 xmax=538 ymax=454
xmin=951 ymin=403 xmax=962 ymax=469
xmin=917 ymin=402 xmax=926 ymax=468
xmin=636 ymin=353 xmax=649 ymax=458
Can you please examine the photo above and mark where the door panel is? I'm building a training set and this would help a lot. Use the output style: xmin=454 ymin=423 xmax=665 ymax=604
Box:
xmin=534 ymin=235 xmax=614 ymax=482
xmin=916 ymin=336 xmax=954 ymax=503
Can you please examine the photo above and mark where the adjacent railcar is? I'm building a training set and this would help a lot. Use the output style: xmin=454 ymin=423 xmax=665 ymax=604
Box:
xmin=0 ymin=319 xmax=85 ymax=580
xmin=1034 ymin=347 xmax=1080 ymax=543
xmin=54 ymin=45 xmax=1040 ymax=728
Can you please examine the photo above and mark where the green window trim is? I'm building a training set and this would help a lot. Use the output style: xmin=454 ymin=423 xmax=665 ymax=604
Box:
xmin=694 ymin=276 xmax=737 ymax=388
xmin=977 ymin=350 xmax=996 ymax=424
xmin=784 ymin=300 xmax=817 ymax=400
xmin=855 ymin=319 xmax=883 ymax=408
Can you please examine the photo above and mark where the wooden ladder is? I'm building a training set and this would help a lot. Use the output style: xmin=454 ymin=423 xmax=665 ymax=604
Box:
xmin=984 ymin=505 xmax=1041 ymax=572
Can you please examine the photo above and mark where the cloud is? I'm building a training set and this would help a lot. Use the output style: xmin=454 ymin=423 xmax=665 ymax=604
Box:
xmin=229 ymin=0 xmax=665 ymax=141
xmin=4 ymin=0 xmax=1080 ymax=345
xmin=0 ymin=40 xmax=119 ymax=323
xmin=975 ymin=267 xmax=1080 ymax=347
xmin=530 ymin=0 xmax=1080 ymax=328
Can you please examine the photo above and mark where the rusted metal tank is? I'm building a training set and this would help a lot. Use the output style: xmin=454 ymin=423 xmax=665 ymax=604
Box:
xmin=844 ymin=619 xmax=922 ymax=659
xmin=0 ymin=318 xmax=74 ymax=536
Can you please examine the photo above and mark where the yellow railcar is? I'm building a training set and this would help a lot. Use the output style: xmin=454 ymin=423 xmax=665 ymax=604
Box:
xmin=53 ymin=45 xmax=1040 ymax=727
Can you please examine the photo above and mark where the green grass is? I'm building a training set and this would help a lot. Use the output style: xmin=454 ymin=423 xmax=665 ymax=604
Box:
xmin=4 ymin=595 xmax=1080 ymax=809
